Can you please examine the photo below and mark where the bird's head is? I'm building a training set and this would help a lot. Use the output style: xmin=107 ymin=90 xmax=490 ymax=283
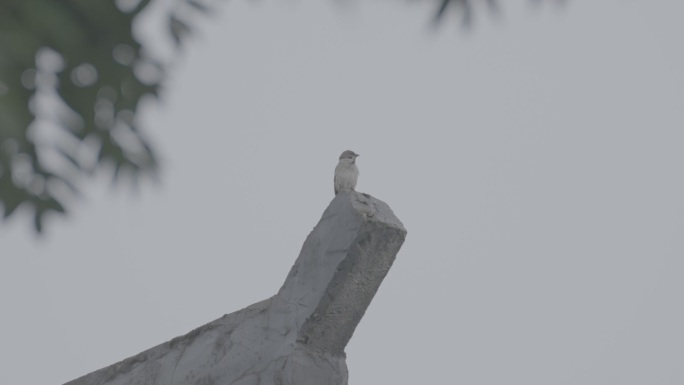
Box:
xmin=339 ymin=150 xmax=360 ymax=162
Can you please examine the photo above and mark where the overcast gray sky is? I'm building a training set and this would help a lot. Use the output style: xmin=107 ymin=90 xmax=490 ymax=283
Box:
xmin=2 ymin=1 xmax=684 ymax=384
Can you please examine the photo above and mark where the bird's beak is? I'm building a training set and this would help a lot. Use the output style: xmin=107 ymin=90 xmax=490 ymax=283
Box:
xmin=355 ymin=154 xmax=360 ymax=157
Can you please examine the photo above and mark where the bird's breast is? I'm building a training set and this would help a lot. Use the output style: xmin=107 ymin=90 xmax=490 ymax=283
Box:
xmin=334 ymin=162 xmax=359 ymax=193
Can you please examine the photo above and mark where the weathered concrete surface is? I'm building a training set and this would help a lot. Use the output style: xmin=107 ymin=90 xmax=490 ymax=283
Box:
xmin=65 ymin=191 xmax=406 ymax=385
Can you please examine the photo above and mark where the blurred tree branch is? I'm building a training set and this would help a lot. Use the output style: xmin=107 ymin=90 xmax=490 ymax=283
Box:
xmin=0 ymin=0 xmax=560 ymax=233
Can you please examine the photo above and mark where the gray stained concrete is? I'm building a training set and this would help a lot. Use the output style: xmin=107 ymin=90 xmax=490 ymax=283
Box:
xmin=65 ymin=191 xmax=406 ymax=385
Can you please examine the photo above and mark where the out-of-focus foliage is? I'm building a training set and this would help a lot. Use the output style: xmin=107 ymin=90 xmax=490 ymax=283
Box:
xmin=0 ymin=0 xmax=207 ymax=232
xmin=0 ymin=0 xmax=561 ymax=233
xmin=434 ymin=0 xmax=567 ymax=25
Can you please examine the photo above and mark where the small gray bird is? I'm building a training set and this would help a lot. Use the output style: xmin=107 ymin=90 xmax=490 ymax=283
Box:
xmin=334 ymin=150 xmax=360 ymax=195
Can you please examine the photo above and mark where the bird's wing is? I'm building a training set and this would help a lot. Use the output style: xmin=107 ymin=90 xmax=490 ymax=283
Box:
xmin=334 ymin=174 xmax=339 ymax=195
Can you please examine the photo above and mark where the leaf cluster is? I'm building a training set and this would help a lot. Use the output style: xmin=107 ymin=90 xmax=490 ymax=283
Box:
xmin=0 ymin=0 xmax=208 ymax=232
